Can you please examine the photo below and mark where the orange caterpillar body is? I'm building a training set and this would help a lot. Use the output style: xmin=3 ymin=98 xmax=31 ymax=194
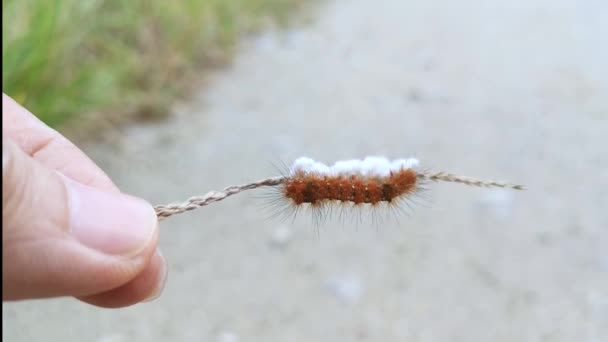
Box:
xmin=284 ymin=168 xmax=418 ymax=206
xmin=267 ymin=156 xmax=424 ymax=223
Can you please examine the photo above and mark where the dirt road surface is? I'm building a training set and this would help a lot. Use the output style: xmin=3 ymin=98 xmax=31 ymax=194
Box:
xmin=4 ymin=0 xmax=608 ymax=341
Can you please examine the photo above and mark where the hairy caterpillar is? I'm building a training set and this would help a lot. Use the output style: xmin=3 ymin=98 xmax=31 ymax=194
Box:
xmin=264 ymin=157 xmax=424 ymax=224
xmin=154 ymin=156 xmax=525 ymax=223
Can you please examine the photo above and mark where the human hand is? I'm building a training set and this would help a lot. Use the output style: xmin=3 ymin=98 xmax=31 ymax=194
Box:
xmin=2 ymin=94 xmax=166 ymax=308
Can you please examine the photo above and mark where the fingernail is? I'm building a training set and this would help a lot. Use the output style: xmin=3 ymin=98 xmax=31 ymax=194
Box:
xmin=63 ymin=176 xmax=158 ymax=256
xmin=144 ymin=250 xmax=168 ymax=302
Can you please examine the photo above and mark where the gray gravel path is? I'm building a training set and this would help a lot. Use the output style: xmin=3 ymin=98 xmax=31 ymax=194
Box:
xmin=4 ymin=0 xmax=608 ymax=341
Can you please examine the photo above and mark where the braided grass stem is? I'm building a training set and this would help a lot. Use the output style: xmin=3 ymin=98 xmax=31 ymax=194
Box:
xmin=154 ymin=176 xmax=286 ymax=220
xmin=417 ymin=172 xmax=526 ymax=190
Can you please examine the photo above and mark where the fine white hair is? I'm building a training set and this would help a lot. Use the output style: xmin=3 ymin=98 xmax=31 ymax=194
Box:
xmin=290 ymin=156 xmax=419 ymax=177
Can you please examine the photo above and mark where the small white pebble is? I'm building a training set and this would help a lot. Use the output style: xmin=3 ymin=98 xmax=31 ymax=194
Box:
xmin=217 ymin=331 xmax=239 ymax=342
xmin=327 ymin=275 xmax=364 ymax=303
xmin=269 ymin=225 xmax=292 ymax=248
xmin=476 ymin=190 xmax=514 ymax=219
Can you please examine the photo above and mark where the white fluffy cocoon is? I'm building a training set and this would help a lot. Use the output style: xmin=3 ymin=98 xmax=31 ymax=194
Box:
xmin=290 ymin=156 xmax=419 ymax=177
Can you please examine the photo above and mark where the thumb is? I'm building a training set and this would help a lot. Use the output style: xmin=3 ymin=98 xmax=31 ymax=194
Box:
xmin=2 ymin=137 xmax=159 ymax=300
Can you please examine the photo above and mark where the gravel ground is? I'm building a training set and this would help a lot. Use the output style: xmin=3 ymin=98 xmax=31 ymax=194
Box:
xmin=4 ymin=0 xmax=608 ymax=341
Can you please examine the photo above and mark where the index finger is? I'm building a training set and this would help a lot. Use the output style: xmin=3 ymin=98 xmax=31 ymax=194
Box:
xmin=2 ymin=93 xmax=118 ymax=192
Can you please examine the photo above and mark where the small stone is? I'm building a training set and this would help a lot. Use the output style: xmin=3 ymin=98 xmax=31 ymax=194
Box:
xmin=476 ymin=189 xmax=514 ymax=219
xmin=327 ymin=275 xmax=364 ymax=303
xmin=217 ymin=331 xmax=239 ymax=342
xmin=269 ymin=225 xmax=292 ymax=248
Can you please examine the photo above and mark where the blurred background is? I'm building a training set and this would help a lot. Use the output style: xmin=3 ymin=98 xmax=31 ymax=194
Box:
xmin=3 ymin=0 xmax=608 ymax=341
xmin=2 ymin=0 xmax=306 ymax=129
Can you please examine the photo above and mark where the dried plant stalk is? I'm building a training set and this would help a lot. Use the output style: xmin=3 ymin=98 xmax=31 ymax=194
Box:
xmin=154 ymin=171 xmax=524 ymax=220
xmin=416 ymin=172 xmax=526 ymax=190
xmin=154 ymin=176 xmax=285 ymax=220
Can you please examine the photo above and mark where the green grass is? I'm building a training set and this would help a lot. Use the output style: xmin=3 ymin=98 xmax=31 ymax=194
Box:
xmin=2 ymin=0 xmax=306 ymax=127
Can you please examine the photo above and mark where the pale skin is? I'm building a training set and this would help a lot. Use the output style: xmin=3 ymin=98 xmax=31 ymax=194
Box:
xmin=2 ymin=93 xmax=167 ymax=308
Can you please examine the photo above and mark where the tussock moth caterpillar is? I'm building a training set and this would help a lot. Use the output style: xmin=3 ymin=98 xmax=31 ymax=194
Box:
xmin=154 ymin=155 xmax=525 ymax=223
xmin=263 ymin=156 xmax=425 ymax=224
